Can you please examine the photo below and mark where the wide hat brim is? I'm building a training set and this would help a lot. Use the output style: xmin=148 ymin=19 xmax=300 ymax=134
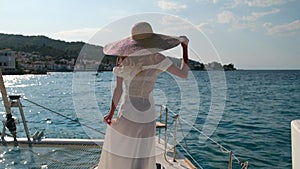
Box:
xmin=103 ymin=33 xmax=181 ymax=56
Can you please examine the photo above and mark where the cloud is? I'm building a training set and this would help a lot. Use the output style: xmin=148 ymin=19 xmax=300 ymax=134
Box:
xmin=245 ymin=0 xmax=287 ymax=7
xmin=217 ymin=10 xmax=254 ymax=30
xmin=241 ymin=8 xmax=280 ymax=21
xmin=217 ymin=9 xmax=280 ymax=31
xmin=51 ymin=28 xmax=101 ymax=42
xmin=197 ymin=23 xmax=214 ymax=34
xmin=159 ymin=16 xmax=214 ymax=34
xmin=212 ymin=0 xmax=219 ymax=3
xmin=217 ymin=11 xmax=236 ymax=24
xmin=160 ymin=15 xmax=191 ymax=30
xmin=263 ymin=20 xmax=300 ymax=35
xmin=161 ymin=15 xmax=182 ymax=25
xmin=225 ymin=0 xmax=287 ymax=8
xmin=158 ymin=0 xmax=187 ymax=10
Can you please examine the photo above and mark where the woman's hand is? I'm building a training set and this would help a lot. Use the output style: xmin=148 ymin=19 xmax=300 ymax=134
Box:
xmin=179 ymin=36 xmax=189 ymax=48
xmin=104 ymin=112 xmax=114 ymax=125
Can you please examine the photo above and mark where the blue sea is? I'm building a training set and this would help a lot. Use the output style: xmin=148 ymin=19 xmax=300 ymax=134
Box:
xmin=0 ymin=70 xmax=299 ymax=169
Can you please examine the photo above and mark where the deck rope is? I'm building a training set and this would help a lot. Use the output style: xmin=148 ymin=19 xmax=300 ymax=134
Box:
xmin=176 ymin=141 xmax=204 ymax=169
xmin=21 ymin=97 xmax=105 ymax=136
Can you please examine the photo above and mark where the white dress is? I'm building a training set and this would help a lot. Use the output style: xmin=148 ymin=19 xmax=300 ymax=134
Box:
xmin=97 ymin=54 xmax=172 ymax=169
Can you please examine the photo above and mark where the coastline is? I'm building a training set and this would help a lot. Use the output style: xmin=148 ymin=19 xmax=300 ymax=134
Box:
xmin=3 ymin=69 xmax=300 ymax=75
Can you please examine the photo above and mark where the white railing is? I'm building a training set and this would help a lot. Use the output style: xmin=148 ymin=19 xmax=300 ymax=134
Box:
xmin=160 ymin=105 xmax=249 ymax=169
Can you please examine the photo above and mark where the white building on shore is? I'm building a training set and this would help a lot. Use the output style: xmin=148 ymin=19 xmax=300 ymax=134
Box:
xmin=0 ymin=48 xmax=16 ymax=72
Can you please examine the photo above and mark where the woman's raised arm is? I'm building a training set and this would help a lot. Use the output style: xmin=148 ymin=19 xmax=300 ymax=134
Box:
xmin=166 ymin=36 xmax=189 ymax=78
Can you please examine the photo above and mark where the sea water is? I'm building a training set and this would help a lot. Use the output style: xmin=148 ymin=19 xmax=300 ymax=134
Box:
xmin=0 ymin=70 xmax=299 ymax=169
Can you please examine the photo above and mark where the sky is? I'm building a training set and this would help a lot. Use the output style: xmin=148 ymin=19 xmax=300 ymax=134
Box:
xmin=0 ymin=0 xmax=300 ymax=69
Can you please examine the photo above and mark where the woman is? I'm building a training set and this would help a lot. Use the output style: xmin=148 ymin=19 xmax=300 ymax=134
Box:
xmin=97 ymin=22 xmax=189 ymax=169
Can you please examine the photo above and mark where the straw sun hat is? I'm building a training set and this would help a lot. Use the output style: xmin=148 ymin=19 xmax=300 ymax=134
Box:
xmin=103 ymin=22 xmax=181 ymax=56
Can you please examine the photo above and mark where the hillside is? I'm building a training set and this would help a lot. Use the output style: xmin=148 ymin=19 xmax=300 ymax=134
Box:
xmin=0 ymin=33 xmax=85 ymax=59
xmin=0 ymin=33 xmax=116 ymax=64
